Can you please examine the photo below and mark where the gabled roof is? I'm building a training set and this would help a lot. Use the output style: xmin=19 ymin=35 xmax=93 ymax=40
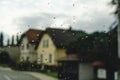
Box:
xmin=19 ymin=29 xmax=43 ymax=45
xmin=25 ymin=29 xmax=43 ymax=43
xmin=46 ymin=28 xmax=86 ymax=48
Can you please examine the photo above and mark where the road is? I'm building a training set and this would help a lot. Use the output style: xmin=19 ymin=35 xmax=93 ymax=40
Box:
xmin=0 ymin=69 xmax=38 ymax=80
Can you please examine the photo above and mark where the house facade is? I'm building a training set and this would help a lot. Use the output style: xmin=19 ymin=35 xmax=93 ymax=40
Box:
xmin=19 ymin=29 xmax=43 ymax=62
xmin=36 ymin=28 xmax=85 ymax=66
xmin=37 ymin=33 xmax=66 ymax=65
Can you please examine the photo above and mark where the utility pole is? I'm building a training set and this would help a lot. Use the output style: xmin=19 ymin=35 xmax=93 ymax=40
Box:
xmin=118 ymin=20 xmax=120 ymax=80
xmin=118 ymin=23 xmax=120 ymax=58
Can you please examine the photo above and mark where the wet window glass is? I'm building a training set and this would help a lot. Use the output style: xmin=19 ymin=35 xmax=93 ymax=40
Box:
xmin=0 ymin=0 xmax=119 ymax=80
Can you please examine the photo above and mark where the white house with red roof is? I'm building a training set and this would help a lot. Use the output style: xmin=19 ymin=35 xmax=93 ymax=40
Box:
xmin=19 ymin=29 xmax=43 ymax=62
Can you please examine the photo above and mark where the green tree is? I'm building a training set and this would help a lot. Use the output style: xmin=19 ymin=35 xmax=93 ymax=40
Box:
xmin=0 ymin=32 xmax=4 ymax=47
xmin=66 ymin=32 xmax=109 ymax=61
xmin=112 ymin=0 xmax=120 ymax=20
xmin=67 ymin=33 xmax=89 ymax=55
xmin=16 ymin=35 xmax=19 ymax=45
xmin=7 ymin=39 xmax=10 ymax=46
xmin=0 ymin=51 xmax=10 ymax=64
xmin=11 ymin=35 xmax=14 ymax=46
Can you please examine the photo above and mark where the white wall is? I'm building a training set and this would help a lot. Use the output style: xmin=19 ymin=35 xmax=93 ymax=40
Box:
xmin=20 ymin=37 xmax=37 ymax=62
xmin=79 ymin=63 xmax=94 ymax=80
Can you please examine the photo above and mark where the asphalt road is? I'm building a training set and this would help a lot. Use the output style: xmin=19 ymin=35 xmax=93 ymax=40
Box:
xmin=0 ymin=69 xmax=39 ymax=80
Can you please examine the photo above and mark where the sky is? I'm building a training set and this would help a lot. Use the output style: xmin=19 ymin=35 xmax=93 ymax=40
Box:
xmin=0 ymin=0 xmax=117 ymax=44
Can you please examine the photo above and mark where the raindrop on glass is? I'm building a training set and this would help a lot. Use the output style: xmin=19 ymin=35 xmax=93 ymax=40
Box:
xmin=73 ymin=3 xmax=75 ymax=7
xmin=72 ymin=33 xmax=75 ymax=36
xmin=36 ymin=34 xmax=39 ymax=36
xmin=85 ymin=36 xmax=88 ymax=38
xmin=53 ymin=17 xmax=56 ymax=19
xmin=32 ymin=40 xmax=34 ymax=42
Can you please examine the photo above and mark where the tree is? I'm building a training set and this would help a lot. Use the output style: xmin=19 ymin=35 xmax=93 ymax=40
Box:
xmin=0 ymin=32 xmax=4 ymax=47
xmin=67 ymin=33 xmax=89 ymax=55
xmin=112 ymin=0 xmax=120 ymax=20
xmin=11 ymin=35 xmax=14 ymax=46
xmin=0 ymin=51 xmax=10 ymax=64
xmin=66 ymin=32 xmax=109 ymax=61
xmin=16 ymin=35 xmax=19 ymax=45
xmin=7 ymin=39 xmax=10 ymax=46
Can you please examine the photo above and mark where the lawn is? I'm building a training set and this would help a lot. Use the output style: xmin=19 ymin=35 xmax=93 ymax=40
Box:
xmin=39 ymin=70 xmax=58 ymax=78
xmin=0 ymin=64 xmax=9 ymax=67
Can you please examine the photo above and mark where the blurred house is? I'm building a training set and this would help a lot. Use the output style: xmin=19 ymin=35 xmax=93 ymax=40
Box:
xmin=36 ymin=27 xmax=85 ymax=66
xmin=18 ymin=29 xmax=43 ymax=62
xmin=57 ymin=25 xmax=119 ymax=80
xmin=58 ymin=54 xmax=118 ymax=80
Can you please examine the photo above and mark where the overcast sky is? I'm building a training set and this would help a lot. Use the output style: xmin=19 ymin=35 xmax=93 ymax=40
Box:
xmin=0 ymin=0 xmax=117 ymax=43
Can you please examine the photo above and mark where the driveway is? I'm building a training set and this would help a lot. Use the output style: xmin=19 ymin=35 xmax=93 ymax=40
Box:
xmin=0 ymin=67 xmax=57 ymax=80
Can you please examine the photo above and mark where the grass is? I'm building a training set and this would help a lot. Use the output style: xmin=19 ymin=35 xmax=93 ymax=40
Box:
xmin=39 ymin=70 xmax=58 ymax=78
xmin=0 ymin=64 xmax=9 ymax=67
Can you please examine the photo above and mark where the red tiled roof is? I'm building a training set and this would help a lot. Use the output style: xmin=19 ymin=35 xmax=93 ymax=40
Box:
xmin=91 ymin=61 xmax=104 ymax=67
xmin=25 ymin=29 xmax=43 ymax=43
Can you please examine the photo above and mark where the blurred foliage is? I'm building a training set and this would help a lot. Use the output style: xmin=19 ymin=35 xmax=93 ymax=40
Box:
xmin=0 ymin=64 xmax=9 ymax=67
xmin=7 ymin=39 xmax=10 ymax=46
xmin=0 ymin=51 xmax=10 ymax=64
xmin=112 ymin=0 xmax=120 ymax=20
xmin=67 ymin=32 xmax=109 ymax=57
xmin=67 ymin=29 xmax=118 ymax=65
xmin=0 ymin=32 xmax=4 ymax=47
xmin=11 ymin=35 xmax=14 ymax=46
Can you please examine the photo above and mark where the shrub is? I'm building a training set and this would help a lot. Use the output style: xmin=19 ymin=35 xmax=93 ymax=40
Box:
xmin=0 ymin=51 xmax=11 ymax=64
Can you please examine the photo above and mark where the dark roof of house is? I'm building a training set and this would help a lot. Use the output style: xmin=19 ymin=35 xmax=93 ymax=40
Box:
xmin=44 ymin=28 xmax=86 ymax=48
xmin=19 ymin=29 xmax=43 ymax=45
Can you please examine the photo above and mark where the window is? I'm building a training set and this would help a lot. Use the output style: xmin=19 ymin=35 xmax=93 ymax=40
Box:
xmin=27 ymin=43 xmax=29 ymax=49
xmin=43 ymin=39 xmax=48 ymax=48
xmin=21 ymin=44 xmax=24 ymax=50
xmin=49 ymin=54 xmax=52 ymax=63
xmin=40 ymin=54 xmax=43 ymax=63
